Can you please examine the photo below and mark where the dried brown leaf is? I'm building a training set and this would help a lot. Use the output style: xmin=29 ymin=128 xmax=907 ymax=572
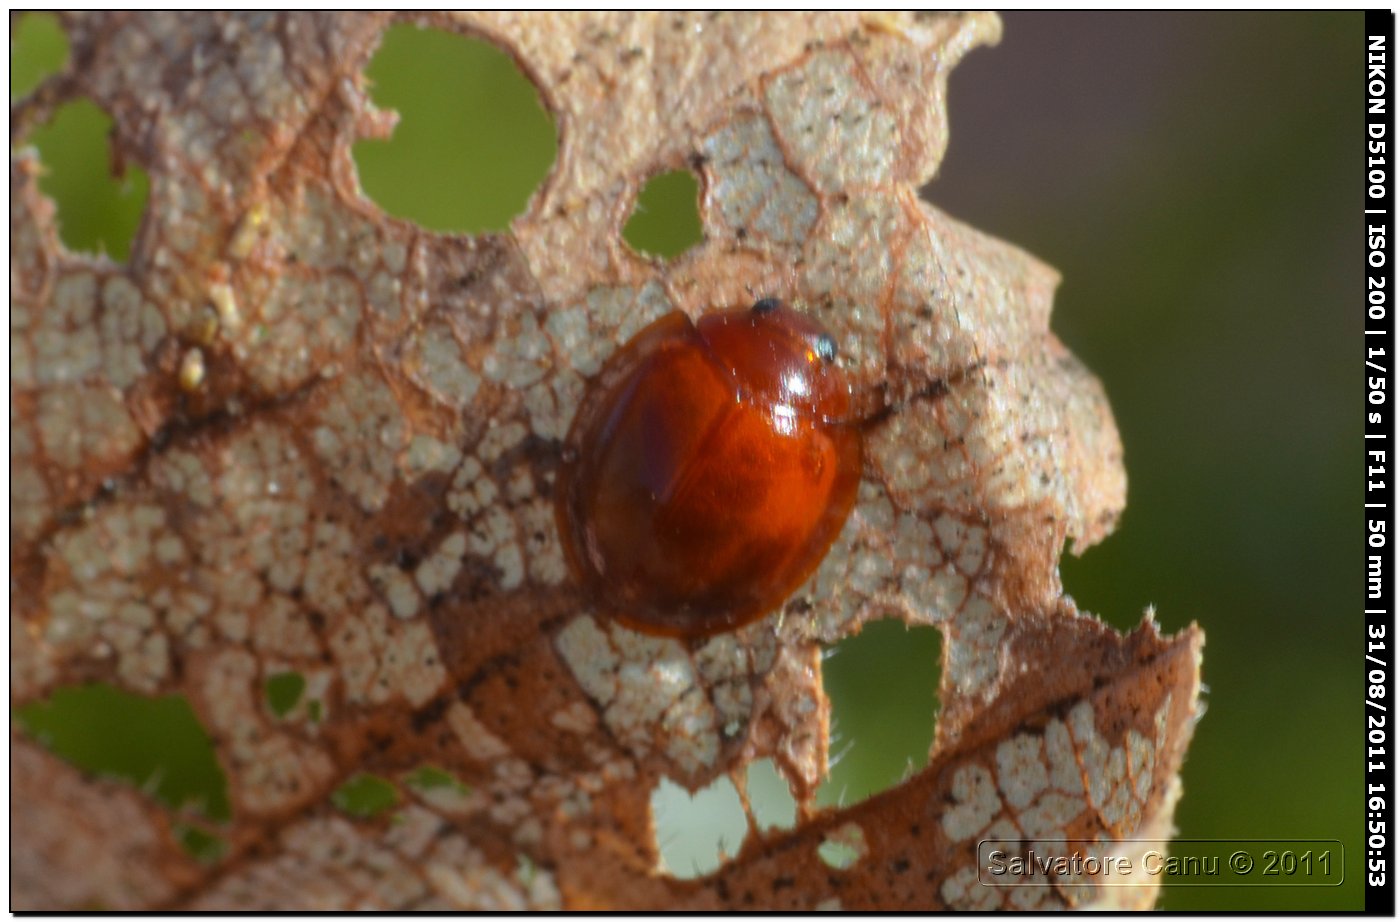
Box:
xmin=10 ymin=11 xmax=1202 ymax=910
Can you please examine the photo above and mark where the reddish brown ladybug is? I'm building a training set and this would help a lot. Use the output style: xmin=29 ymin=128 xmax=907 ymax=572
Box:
xmin=555 ymin=298 xmax=862 ymax=638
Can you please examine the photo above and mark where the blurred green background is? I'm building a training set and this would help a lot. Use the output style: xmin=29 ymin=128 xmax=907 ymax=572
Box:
xmin=11 ymin=12 xmax=1361 ymax=909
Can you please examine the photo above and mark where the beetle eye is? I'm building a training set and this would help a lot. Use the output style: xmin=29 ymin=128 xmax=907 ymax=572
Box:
xmin=751 ymin=297 xmax=781 ymax=315
xmin=815 ymin=333 xmax=837 ymax=363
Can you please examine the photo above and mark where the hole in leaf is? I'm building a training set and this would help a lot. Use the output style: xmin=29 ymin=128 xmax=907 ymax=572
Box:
xmin=650 ymin=774 xmax=748 ymax=879
xmin=404 ymin=764 xmax=470 ymax=796
xmin=817 ymin=822 xmax=868 ymax=871
xmin=15 ymin=683 xmax=230 ymax=821
xmin=622 ymin=168 xmax=704 ymax=259
xmin=331 ymin=772 xmax=399 ymax=818
xmin=11 ymin=12 xmax=68 ymax=99
xmin=353 ymin=24 xmax=557 ymax=233
xmin=516 ymin=853 xmax=538 ymax=888
xmin=175 ymin=824 xmax=228 ymax=864
xmin=816 ymin=619 xmax=941 ymax=808
xmin=745 ymin=758 xmax=797 ymax=833
xmin=24 ymin=98 xmax=149 ymax=261
xmin=263 ymin=671 xmax=306 ymax=718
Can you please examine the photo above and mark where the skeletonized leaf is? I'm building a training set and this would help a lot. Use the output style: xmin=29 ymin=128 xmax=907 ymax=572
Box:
xmin=10 ymin=11 xmax=1202 ymax=910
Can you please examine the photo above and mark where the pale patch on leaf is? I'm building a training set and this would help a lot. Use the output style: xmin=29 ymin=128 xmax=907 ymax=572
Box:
xmin=11 ymin=11 xmax=1201 ymax=911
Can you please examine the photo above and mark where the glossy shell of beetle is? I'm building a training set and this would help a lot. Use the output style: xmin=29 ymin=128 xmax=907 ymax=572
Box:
xmin=555 ymin=299 xmax=862 ymax=638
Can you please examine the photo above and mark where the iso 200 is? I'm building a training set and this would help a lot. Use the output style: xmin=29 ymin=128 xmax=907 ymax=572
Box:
xmin=1261 ymin=850 xmax=1333 ymax=876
